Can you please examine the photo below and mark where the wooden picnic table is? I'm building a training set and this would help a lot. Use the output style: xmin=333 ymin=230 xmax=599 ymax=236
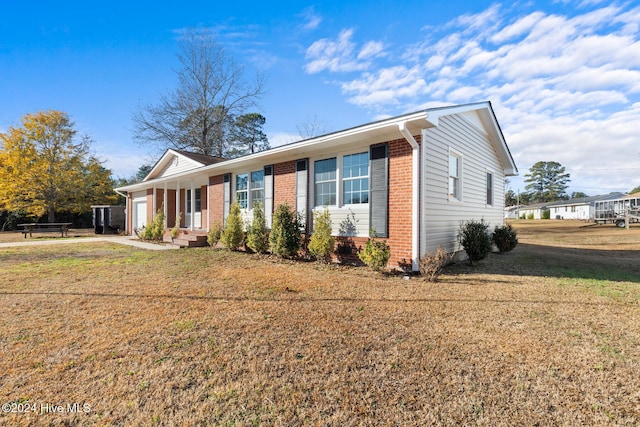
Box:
xmin=18 ymin=223 xmax=72 ymax=238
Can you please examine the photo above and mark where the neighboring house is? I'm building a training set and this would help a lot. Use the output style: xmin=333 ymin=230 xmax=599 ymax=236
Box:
xmin=504 ymin=205 xmax=523 ymax=219
xmin=518 ymin=202 xmax=550 ymax=220
xmin=548 ymin=194 xmax=623 ymax=221
xmin=115 ymin=101 xmax=518 ymax=270
xmin=594 ymin=192 xmax=640 ymax=224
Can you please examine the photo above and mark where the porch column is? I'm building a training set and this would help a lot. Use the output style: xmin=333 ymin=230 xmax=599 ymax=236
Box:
xmin=190 ymin=180 xmax=195 ymax=231
xmin=152 ymin=186 xmax=157 ymax=216
xmin=176 ymin=181 xmax=180 ymax=227
xmin=163 ymin=182 xmax=168 ymax=228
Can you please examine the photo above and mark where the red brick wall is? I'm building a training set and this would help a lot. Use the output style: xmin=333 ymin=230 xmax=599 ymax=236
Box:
xmin=274 ymin=159 xmax=310 ymax=230
xmin=127 ymin=193 xmax=133 ymax=234
xmin=146 ymin=189 xmax=153 ymax=225
xmin=273 ymin=160 xmax=297 ymax=208
xmin=167 ymin=190 xmax=177 ymax=227
xmin=385 ymin=137 xmax=418 ymax=268
xmin=198 ymin=138 xmax=418 ymax=269
xmin=200 ymin=185 xmax=208 ymax=229
xmin=208 ymin=175 xmax=224 ymax=226
xmin=156 ymin=189 xmax=165 ymax=213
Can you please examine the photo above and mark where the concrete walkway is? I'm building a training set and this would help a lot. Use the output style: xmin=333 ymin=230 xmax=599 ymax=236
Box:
xmin=0 ymin=236 xmax=179 ymax=250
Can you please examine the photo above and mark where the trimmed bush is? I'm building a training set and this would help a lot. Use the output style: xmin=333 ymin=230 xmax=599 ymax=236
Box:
xmin=541 ymin=209 xmax=551 ymax=220
xmin=419 ymin=247 xmax=453 ymax=282
xmin=170 ymin=212 xmax=182 ymax=241
xmin=143 ymin=208 xmax=165 ymax=241
xmin=207 ymin=220 xmax=223 ymax=248
xmin=358 ymin=229 xmax=391 ymax=272
xmin=269 ymin=203 xmax=301 ymax=258
xmin=493 ymin=224 xmax=518 ymax=253
xmin=221 ymin=202 xmax=243 ymax=250
xmin=527 ymin=213 xmax=534 ymax=220
xmin=458 ymin=219 xmax=492 ymax=265
xmin=246 ymin=202 xmax=269 ymax=254
xmin=308 ymin=207 xmax=335 ymax=262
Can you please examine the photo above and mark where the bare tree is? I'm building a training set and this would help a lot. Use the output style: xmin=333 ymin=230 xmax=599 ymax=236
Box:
xmin=132 ymin=28 xmax=266 ymax=157
xmin=296 ymin=114 xmax=330 ymax=139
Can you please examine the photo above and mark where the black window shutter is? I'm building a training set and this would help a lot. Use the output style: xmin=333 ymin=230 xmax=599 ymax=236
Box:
xmin=223 ymin=173 xmax=231 ymax=224
xmin=369 ymin=143 xmax=388 ymax=237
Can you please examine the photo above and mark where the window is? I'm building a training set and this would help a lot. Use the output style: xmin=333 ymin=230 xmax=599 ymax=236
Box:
xmin=486 ymin=172 xmax=493 ymax=206
xmin=314 ymin=158 xmax=336 ymax=206
xmin=236 ymin=173 xmax=248 ymax=209
xmin=186 ymin=188 xmax=201 ymax=213
xmin=449 ymin=152 xmax=461 ymax=200
xmin=343 ymin=152 xmax=369 ymax=204
xmin=195 ymin=188 xmax=201 ymax=212
xmin=250 ymin=170 xmax=264 ymax=207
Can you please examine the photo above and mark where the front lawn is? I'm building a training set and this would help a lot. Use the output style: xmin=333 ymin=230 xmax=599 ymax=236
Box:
xmin=0 ymin=221 xmax=638 ymax=425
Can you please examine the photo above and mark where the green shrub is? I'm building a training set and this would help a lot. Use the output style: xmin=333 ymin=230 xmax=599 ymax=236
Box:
xmin=358 ymin=229 xmax=391 ymax=271
xmin=527 ymin=213 xmax=534 ymax=220
xmin=308 ymin=207 xmax=335 ymax=262
xmin=170 ymin=212 xmax=182 ymax=241
xmin=221 ymin=202 xmax=243 ymax=250
xmin=336 ymin=210 xmax=358 ymax=263
xmin=458 ymin=219 xmax=492 ymax=265
xmin=541 ymin=209 xmax=551 ymax=220
xmin=269 ymin=203 xmax=301 ymax=258
xmin=143 ymin=208 xmax=165 ymax=241
xmin=419 ymin=247 xmax=453 ymax=282
xmin=492 ymin=224 xmax=518 ymax=253
xmin=246 ymin=202 xmax=269 ymax=254
xmin=207 ymin=220 xmax=223 ymax=248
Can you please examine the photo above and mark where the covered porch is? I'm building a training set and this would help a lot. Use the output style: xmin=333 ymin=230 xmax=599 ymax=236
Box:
xmin=123 ymin=173 xmax=210 ymax=242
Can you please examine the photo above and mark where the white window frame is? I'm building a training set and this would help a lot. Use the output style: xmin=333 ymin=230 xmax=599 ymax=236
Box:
xmin=486 ymin=170 xmax=494 ymax=206
xmin=311 ymin=150 xmax=373 ymax=209
xmin=235 ymin=173 xmax=248 ymax=209
xmin=186 ymin=188 xmax=201 ymax=214
xmin=314 ymin=157 xmax=337 ymax=207
xmin=342 ymin=152 xmax=369 ymax=205
xmin=250 ymin=170 xmax=265 ymax=209
xmin=449 ymin=149 xmax=462 ymax=202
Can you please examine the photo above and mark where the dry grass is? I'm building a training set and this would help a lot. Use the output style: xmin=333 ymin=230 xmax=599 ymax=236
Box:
xmin=0 ymin=221 xmax=639 ymax=426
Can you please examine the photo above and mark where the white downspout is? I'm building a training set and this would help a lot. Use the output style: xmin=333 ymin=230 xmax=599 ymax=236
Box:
xmin=399 ymin=121 xmax=420 ymax=272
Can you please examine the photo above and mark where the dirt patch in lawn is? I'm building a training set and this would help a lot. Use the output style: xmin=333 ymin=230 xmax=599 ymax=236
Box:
xmin=0 ymin=222 xmax=638 ymax=425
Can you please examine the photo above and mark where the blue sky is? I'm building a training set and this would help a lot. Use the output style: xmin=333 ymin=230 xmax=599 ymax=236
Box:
xmin=1 ymin=0 xmax=639 ymax=195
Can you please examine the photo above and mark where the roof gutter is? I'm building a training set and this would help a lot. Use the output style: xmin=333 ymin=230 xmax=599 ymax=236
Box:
xmin=398 ymin=120 xmax=420 ymax=272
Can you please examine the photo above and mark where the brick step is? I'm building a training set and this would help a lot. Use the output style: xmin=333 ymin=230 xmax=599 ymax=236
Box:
xmin=172 ymin=237 xmax=207 ymax=248
xmin=163 ymin=232 xmax=208 ymax=247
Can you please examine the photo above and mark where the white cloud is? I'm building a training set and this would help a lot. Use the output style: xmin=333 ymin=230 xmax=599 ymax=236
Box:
xmin=492 ymin=11 xmax=546 ymax=43
xmin=304 ymin=29 xmax=385 ymax=74
xmin=303 ymin=2 xmax=640 ymax=193
xmin=299 ymin=7 xmax=322 ymax=32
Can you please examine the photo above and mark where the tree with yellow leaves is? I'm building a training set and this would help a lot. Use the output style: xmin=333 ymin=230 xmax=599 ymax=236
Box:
xmin=0 ymin=111 xmax=118 ymax=222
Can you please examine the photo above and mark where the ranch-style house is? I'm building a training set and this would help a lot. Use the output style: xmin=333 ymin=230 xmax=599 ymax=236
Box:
xmin=115 ymin=101 xmax=518 ymax=270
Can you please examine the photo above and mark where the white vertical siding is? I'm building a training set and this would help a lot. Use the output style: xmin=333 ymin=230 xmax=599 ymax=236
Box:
xmin=421 ymin=113 xmax=506 ymax=254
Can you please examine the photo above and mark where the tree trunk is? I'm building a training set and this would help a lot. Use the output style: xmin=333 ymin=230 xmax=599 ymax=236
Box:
xmin=48 ymin=206 xmax=56 ymax=223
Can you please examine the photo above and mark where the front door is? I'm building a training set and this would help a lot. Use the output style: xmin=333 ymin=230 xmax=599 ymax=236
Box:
xmin=186 ymin=189 xmax=202 ymax=229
